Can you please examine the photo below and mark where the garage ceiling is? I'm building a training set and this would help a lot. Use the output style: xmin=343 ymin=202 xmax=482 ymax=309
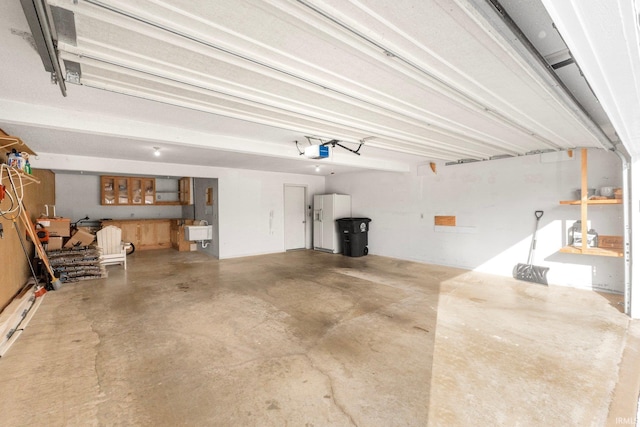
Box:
xmin=1 ymin=0 xmax=629 ymax=175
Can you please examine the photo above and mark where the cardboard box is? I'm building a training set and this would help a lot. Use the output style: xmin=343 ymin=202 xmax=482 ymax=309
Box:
xmin=64 ymin=229 xmax=95 ymax=248
xmin=47 ymin=236 xmax=63 ymax=250
xmin=37 ymin=218 xmax=71 ymax=237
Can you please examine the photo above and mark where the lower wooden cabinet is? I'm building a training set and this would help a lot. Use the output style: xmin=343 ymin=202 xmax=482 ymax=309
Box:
xmin=170 ymin=219 xmax=197 ymax=251
xmin=101 ymin=219 xmax=174 ymax=251
xmin=118 ymin=222 xmax=140 ymax=248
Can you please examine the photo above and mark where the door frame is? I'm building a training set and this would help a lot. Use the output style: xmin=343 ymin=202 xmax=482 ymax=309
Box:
xmin=283 ymin=184 xmax=307 ymax=250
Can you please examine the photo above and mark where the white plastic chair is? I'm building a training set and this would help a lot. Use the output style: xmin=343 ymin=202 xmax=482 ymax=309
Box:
xmin=96 ymin=225 xmax=127 ymax=270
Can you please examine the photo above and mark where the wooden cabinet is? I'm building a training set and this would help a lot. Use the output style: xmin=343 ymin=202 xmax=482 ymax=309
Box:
xmin=559 ymin=148 xmax=623 ymax=257
xmin=101 ymin=176 xmax=191 ymax=206
xmin=116 ymin=177 xmax=129 ymax=204
xmin=179 ymin=177 xmax=191 ymax=205
xmin=170 ymin=219 xmax=196 ymax=251
xmin=130 ymin=177 xmax=155 ymax=205
xmin=101 ymin=177 xmax=116 ymax=205
xmin=101 ymin=219 xmax=173 ymax=251
xmin=157 ymin=221 xmax=171 ymax=247
xmin=139 ymin=220 xmax=171 ymax=248
xmin=102 ymin=176 xmax=141 ymax=205
xmin=118 ymin=222 xmax=140 ymax=246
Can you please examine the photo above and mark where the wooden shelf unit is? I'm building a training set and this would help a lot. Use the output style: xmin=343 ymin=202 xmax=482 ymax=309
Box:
xmin=559 ymin=199 xmax=621 ymax=205
xmin=559 ymin=148 xmax=623 ymax=257
xmin=0 ymin=128 xmax=36 ymax=156
xmin=1 ymin=129 xmax=40 ymax=190
xmin=1 ymin=167 xmax=41 ymax=189
xmin=559 ymin=245 xmax=623 ymax=257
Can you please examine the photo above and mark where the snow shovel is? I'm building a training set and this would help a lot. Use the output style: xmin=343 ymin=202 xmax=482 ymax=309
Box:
xmin=513 ymin=210 xmax=549 ymax=285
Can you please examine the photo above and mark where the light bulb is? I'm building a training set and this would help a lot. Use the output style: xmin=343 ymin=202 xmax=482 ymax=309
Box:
xmin=153 ymin=147 xmax=160 ymax=156
xmin=315 ymin=165 xmax=320 ymax=172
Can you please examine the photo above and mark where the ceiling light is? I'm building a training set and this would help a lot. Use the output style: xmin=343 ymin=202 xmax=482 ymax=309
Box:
xmin=153 ymin=147 xmax=160 ymax=156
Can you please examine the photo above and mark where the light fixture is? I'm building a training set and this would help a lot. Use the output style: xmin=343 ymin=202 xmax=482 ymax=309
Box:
xmin=315 ymin=165 xmax=320 ymax=172
xmin=153 ymin=147 xmax=160 ymax=157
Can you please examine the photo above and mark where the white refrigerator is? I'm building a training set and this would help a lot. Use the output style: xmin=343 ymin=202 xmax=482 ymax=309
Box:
xmin=313 ymin=194 xmax=351 ymax=253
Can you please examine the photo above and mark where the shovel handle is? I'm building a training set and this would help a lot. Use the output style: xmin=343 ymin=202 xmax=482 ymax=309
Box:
xmin=535 ymin=210 xmax=544 ymax=220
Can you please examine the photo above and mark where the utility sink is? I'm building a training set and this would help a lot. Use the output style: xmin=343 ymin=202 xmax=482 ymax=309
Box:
xmin=184 ymin=225 xmax=213 ymax=241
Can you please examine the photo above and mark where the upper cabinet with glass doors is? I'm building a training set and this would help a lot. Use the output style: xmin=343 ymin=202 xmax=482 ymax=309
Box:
xmin=101 ymin=176 xmax=190 ymax=206
xmin=130 ymin=177 xmax=155 ymax=205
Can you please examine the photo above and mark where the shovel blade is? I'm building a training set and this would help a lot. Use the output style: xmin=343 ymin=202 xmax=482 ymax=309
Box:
xmin=513 ymin=263 xmax=549 ymax=285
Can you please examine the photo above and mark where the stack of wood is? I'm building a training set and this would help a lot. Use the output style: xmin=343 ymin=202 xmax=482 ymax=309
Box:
xmin=46 ymin=246 xmax=107 ymax=283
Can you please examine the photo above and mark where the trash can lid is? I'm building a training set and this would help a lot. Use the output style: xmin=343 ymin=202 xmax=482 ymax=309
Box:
xmin=337 ymin=217 xmax=371 ymax=222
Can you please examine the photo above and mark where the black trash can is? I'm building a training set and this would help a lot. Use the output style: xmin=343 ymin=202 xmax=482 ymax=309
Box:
xmin=336 ymin=218 xmax=371 ymax=257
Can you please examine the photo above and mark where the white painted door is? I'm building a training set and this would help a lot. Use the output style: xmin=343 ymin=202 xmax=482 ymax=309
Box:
xmin=284 ymin=185 xmax=306 ymax=250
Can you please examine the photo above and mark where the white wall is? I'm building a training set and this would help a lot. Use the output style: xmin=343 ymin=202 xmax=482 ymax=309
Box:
xmin=38 ymin=154 xmax=325 ymax=259
xmin=326 ymin=149 xmax=625 ymax=293
xmin=217 ymin=169 xmax=323 ymax=258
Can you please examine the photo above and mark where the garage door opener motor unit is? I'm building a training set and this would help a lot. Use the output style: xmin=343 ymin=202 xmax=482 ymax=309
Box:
xmin=303 ymin=144 xmax=329 ymax=159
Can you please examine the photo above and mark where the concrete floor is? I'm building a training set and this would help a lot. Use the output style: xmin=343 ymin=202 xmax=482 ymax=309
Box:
xmin=0 ymin=249 xmax=638 ymax=426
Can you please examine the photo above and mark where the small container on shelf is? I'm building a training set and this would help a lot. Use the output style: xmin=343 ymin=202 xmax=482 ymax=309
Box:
xmin=614 ymin=188 xmax=623 ymax=199
xmin=7 ymin=149 xmax=25 ymax=170
xmin=600 ymin=186 xmax=614 ymax=198
xmin=568 ymin=221 xmax=598 ymax=248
